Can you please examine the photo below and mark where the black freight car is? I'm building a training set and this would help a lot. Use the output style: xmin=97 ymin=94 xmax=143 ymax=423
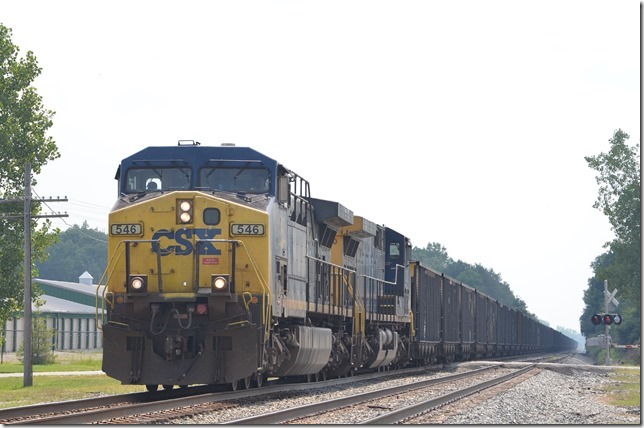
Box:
xmin=409 ymin=261 xmax=577 ymax=365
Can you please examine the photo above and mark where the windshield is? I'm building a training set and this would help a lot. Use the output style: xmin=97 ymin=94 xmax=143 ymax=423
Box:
xmin=200 ymin=167 xmax=270 ymax=194
xmin=125 ymin=167 xmax=191 ymax=192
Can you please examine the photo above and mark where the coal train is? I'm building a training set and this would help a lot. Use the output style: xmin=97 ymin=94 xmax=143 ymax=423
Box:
xmin=99 ymin=141 xmax=576 ymax=391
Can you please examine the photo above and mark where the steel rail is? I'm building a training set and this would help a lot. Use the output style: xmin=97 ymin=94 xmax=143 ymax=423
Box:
xmin=4 ymin=365 xmax=437 ymax=425
xmin=361 ymin=364 xmax=537 ymax=424
xmin=0 ymin=385 xmax=221 ymax=425
xmin=223 ymin=365 xmax=501 ymax=425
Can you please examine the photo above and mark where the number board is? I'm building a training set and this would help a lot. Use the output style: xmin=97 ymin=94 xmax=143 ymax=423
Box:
xmin=111 ymin=223 xmax=143 ymax=236
xmin=231 ymin=224 xmax=265 ymax=236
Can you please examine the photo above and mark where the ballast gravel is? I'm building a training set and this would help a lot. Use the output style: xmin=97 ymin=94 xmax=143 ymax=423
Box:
xmin=176 ymin=356 xmax=640 ymax=425
xmin=422 ymin=365 xmax=640 ymax=424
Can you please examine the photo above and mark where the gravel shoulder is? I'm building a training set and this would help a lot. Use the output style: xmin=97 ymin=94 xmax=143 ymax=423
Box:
xmin=424 ymin=365 xmax=640 ymax=424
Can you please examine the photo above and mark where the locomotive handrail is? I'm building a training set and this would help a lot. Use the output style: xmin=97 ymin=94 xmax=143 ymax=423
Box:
xmin=96 ymin=239 xmax=162 ymax=329
xmin=195 ymin=238 xmax=272 ymax=342
xmin=358 ymin=263 xmax=406 ymax=286
xmin=96 ymin=239 xmax=129 ymax=329
xmin=306 ymin=254 xmax=368 ymax=366
xmin=306 ymin=255 xmax=358 ymax=310
xmin=305 ymin=255 xmax=357 ymax=272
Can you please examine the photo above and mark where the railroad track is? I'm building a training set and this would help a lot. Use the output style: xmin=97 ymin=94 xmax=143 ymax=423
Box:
xmin=0 ymin=385 xmax=225 ymax=425
xmin=0 ymin=365 xmax=439 ymax=424
xmin=366 ymin=365 xmax=538 ymax=424
xmin=0 ymin=354 xmax=567 ymax=425
xmin=222 ymin=364 xmax=537 ymax=424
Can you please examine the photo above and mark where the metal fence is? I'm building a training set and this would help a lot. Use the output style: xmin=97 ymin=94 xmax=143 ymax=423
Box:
xmin=1 ymin=315 xmax=103 ymax=353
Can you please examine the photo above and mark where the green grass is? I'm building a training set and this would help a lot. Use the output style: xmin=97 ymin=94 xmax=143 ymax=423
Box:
xmin=604 ymin=368 xmax=641 ymax=407
xmin=0 ymin=353 xmax=102 ymax=373
xmin=0 ymin=351 xmax=147 ymax=409
xmin=0 ymin=375 xmax=144 ymax=409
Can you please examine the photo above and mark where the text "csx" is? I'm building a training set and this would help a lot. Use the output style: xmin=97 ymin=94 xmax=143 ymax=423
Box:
xmin=151 ymin=228 xmax=222 ymax=256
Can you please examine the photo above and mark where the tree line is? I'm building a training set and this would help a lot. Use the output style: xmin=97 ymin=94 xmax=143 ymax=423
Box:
xmin=411 ymin=242 xmax=531 ymax=315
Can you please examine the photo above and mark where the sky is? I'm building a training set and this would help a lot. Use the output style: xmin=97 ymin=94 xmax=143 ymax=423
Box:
xmin=1 ymin=0 xmax=640 ymax=333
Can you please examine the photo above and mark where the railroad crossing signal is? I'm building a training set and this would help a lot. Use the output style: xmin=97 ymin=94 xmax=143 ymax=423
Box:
xmin=591 ymin=313 xmax=622 ymax=325
xmin=604 ymin=287 xmax=619 ymax=310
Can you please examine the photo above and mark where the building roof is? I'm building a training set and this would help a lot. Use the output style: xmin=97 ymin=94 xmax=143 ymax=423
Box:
xmin=32 ymin=295 xmax=95 ymax=315
xmin=32 ymin=278 xmax=105 ymax=316
xmin=34 ymin=278 xmax=104 ymax=297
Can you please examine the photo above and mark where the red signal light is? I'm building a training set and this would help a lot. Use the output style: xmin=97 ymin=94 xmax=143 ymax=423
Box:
xmin=196 ymin=303 xmax=208 ymax=315
xmin=591 ymin=314 xmax=602 ymax=325
xmin=602 ymin=314 xmax=613 ymax=325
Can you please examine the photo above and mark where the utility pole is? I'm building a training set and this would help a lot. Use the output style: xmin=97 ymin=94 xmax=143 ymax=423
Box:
xmin=23 ymin=164 xmax=32 ymax=387
xmin=1 ymin=163 xmax=68 ymax=387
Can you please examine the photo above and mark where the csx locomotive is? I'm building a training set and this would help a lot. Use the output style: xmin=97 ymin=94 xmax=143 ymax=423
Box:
xmin=99 ymin=141 xmax=576 ymax=391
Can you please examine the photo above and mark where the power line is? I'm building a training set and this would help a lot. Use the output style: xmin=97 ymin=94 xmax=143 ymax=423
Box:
xmin=32 ymin=190 xmax=108 ymax=243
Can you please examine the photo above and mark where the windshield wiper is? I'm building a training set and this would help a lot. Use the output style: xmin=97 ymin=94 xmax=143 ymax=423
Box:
xmin=233 ymin=162 xmax=251 ymax=182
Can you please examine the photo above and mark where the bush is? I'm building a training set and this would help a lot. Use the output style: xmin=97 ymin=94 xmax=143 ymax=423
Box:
xmin=587 ymin=346 xmax=640 ymax=366
xmin=17 ymin=317 xmax=56 ymax=365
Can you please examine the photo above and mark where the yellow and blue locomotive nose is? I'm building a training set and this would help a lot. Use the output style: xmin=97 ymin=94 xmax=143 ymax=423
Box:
xmin=103 ymin=186 xmax=271 ymax=387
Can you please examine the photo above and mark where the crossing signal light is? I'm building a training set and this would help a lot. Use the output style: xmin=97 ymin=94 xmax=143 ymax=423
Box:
xmin=591 ymin=313 xmax=622 ymax=325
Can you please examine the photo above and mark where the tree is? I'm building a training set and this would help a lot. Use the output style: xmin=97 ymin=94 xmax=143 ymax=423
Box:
xmin=0 ymin=24 xmax=60 ymax=334
xmin=36 ymin=222 xmax=108 ymax=283
xmin=582 ymin=129 xmax=640 ymax=355
xmin=412 ymin=242 xmax=452 ymax=272
xmin=17 ymin=314 xmax=56 ymax=365
xmin=585 ymin=129 xmax=640 ymax=248
xmin=411 ymin=242 xmax=531 ymax=315
xmin=584 ymin=129 xmax=640 ymax=303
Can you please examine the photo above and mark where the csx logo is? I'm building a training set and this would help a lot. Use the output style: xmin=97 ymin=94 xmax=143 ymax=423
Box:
xmin=152 ymin=228 xmax=222 ymax=256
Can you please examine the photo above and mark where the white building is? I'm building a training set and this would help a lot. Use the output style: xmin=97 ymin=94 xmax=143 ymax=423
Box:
xmin=1 ymin=272 xmax=104 ymax=353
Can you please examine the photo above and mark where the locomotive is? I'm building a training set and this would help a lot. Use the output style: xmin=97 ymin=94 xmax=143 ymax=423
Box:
xmin=99 ymin=141 xmax=576 ymax=391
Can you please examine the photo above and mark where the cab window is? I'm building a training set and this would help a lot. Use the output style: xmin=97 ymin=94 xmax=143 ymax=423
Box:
xmin=125 ymin=167 xmax=191 ymax=192
xmin=200 ymin=167 xmax=270 ymax=194
xmin=389 ymin=242 xmax=400 ymax=259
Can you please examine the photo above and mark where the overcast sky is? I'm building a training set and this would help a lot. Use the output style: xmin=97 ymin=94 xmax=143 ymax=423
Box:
xmin=2 ymin=0 xmax=640 ymax=333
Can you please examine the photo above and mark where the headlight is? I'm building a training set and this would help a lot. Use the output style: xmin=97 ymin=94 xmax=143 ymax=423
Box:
xmin=211 ymin=275 xmax=230 ymax=293
xmin=128 ymin=275 xmax=147 ymax=293
xmin=177 ymin=199 xmax=193 ymax=224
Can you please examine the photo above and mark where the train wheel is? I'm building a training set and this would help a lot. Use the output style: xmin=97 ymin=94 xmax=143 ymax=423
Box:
xmin=229 ymin=380 xmax=239 ymax=391
xmin=241 ymin=375 xmax=252 ymax=390
xmin=146 ymin=384 xmax=158 ymax=392
xmin=162 ymin=385 xmax=173 ymax=390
